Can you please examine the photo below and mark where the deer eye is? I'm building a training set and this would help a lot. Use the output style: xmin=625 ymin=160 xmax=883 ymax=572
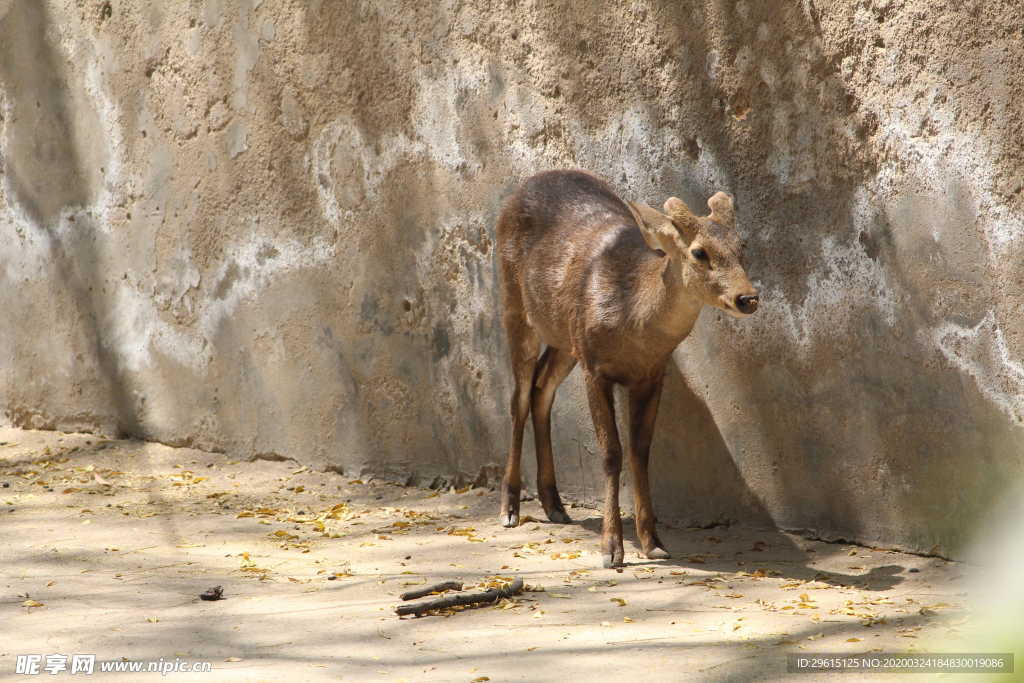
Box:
xmin=691 ymin=247 xmax=709 ymax=262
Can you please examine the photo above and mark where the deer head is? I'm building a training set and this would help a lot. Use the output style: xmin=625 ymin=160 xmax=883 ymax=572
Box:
xmin=628 ymin=192 xmax=759 ymax=317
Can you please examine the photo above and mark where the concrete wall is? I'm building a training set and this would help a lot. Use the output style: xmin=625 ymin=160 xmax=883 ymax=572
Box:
xmin=2 ymin=0 xmax=1022 ymax=558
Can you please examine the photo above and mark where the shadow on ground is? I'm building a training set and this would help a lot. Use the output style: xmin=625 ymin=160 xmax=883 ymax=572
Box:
xmin=0 ymin=428 xmax=969 ymax=682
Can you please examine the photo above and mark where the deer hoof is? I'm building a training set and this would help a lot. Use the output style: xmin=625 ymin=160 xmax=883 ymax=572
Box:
xmin=646 ymin=547 xmax=671 ymax=560
xmin=545 ymin=507 xmax=572 ymax=524
xmin=500 ymin=512 xmax=520 ymax=528
xmin=601 ymin=551 xmax=625 ymax=568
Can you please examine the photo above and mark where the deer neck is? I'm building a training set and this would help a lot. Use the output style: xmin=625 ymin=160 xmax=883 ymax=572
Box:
xmin=636 ymin=253 xmax=702 ymax=342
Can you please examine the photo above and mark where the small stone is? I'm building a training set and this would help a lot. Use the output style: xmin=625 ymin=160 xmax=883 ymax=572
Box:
xmin=199 ymin=586 xmax=224 ymax=601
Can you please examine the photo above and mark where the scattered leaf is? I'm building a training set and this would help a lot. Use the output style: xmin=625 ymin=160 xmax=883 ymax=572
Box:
xmin=549 ymin=551 xmax=581 ymax=560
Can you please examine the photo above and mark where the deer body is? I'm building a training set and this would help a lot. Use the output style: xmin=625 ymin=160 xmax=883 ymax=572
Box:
xmin=496 ymin=169 xmax=758 ymax=567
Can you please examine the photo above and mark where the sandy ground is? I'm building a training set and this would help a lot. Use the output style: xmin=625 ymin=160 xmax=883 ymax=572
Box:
xmin=0 ymin=428 xmax=982 ymax=682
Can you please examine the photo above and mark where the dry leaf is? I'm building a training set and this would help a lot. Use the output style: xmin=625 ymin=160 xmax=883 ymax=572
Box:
xmin=22 ymin=599 xmax=44 ymax=608
xmin=610 ymin=597 xmax=627 ymax=607
xmin=549 ymin=551 xmax=581 ymax=560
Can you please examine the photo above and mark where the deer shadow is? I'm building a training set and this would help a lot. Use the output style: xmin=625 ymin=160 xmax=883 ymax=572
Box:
xmin=570 ymin=358 xmax=905 ymax=591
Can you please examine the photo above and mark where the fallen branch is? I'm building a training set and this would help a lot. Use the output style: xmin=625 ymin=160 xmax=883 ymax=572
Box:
xmin=396 ymin=578 xmax=524 ymax=617
xmin=400 ymin=581 xmax=463 ymax=601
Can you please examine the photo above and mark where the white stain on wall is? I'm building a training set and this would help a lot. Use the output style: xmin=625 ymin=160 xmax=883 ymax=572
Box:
xmin=101 ymin=230 xmax=336 ymax=373
xmin=759 ymin=235 xmax=898 ymax=349
xmin=734 ymin=184 xmax=900 ymax=351
xmin=196 ymin=232 xmax=335 ymax=342
xmin=311 ymin=69 xmax=486 ymax=228
xmin=934 ymin=311 xmax=1024 ymax=423
xmin=0 ymin=40 xmax=336 ymax=377
xmin=870 ymin=86 xmax=1024 ymax=258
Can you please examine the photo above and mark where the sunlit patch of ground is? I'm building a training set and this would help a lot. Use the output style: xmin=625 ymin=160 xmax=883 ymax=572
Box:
xmin=0 ymin=428 xmax=974 ymax=681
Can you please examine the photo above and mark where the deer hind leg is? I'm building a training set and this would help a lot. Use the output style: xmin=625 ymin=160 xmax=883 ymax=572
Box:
xmin=531 ymin=346 xmax=577 ymax=524
xmin=628 ymin=378 xmax=670 ymax=559
xmin=584 ymin=371 xmax=625 ymax=567
xmin=499 ymin=310 xmax=540 ymax=528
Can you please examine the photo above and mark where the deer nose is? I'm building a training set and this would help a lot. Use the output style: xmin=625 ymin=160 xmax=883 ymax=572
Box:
xmin=736 ymin=294 xmax=759 ymax=314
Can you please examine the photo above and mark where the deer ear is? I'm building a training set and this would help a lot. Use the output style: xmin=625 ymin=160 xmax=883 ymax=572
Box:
xmin=662 ymin=197 xmax=700 ymax=243
xmin=627 ymin=201 xmax=681 ymax=254
xmin=707 ymin=191 xmax=735 ymax=225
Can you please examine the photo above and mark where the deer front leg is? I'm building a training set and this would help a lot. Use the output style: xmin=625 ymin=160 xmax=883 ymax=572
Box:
xmin=584 ymin=371 xmax=624 ymax=568
xmin=628 ymin=377 xmax=670 ymax=559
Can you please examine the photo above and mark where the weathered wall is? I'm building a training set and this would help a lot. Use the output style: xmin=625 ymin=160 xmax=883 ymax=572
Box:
xmin=2 ymin=0 xmax=1022 ymax=557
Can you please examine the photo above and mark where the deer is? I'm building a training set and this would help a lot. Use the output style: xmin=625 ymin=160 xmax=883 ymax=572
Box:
xmin=495 ymin=169 xmax=759 ymax=568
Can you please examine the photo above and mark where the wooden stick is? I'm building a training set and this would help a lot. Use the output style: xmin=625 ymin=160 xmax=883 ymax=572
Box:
xmin=400 ymin=581 xmax=463 ymax=601
xmin=396 ymin=578 xmax=524 ymax=617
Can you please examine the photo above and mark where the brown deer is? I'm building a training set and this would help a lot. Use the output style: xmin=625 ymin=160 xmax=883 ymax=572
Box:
xmin=496 ymin=169 xmax=759 ymax=567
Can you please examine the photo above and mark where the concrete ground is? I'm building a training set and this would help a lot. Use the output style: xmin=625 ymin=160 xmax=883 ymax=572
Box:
xmin=0 ymin=428 xmax=983 ymax=681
